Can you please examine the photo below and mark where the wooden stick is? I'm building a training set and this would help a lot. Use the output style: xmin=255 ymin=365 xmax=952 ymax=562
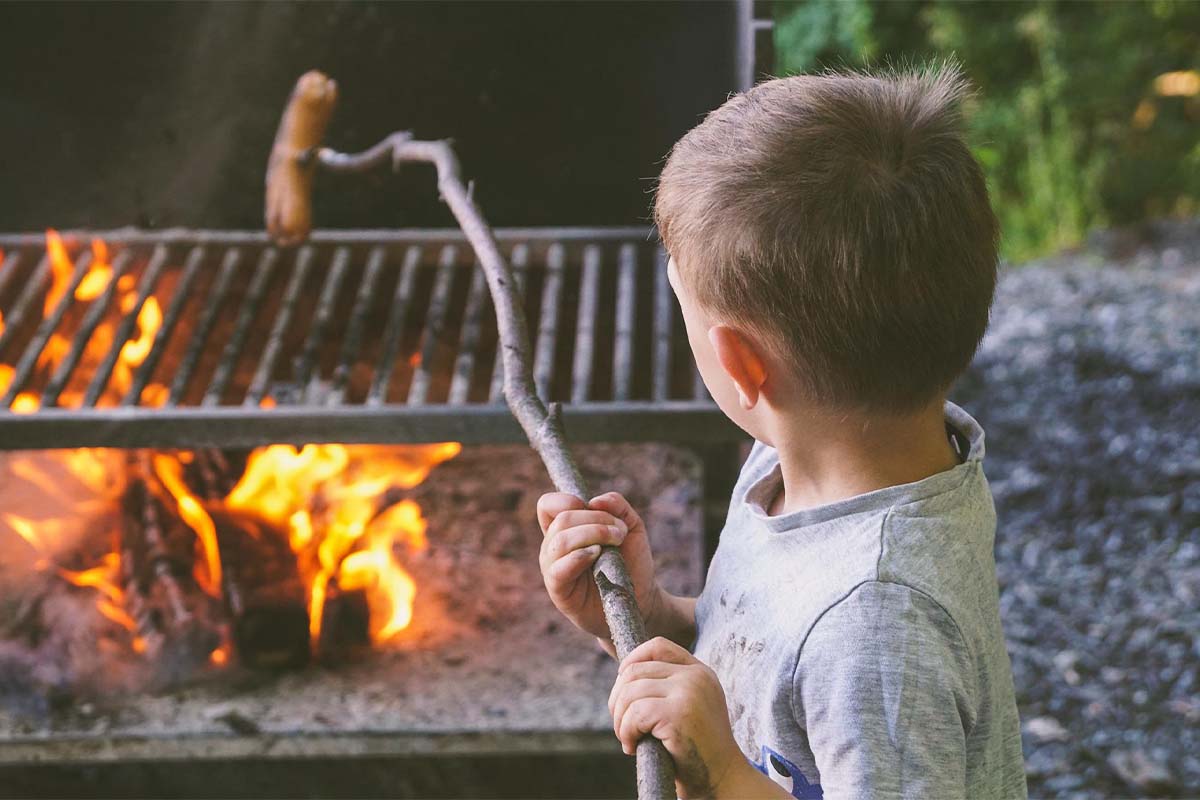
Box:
xmin=263 ymin=75 xmax=676 ymax=797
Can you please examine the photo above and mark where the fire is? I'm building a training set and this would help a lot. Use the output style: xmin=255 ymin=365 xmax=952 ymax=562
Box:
xmin=1 ymin=450 xmax=138 ymax=651
xmin=0 ymin=230 xmax=461 ymax=669
xmin=340 ymin=499 xmax=426 ymax=638
xmin=111 ymin=295 xmax=162 ymax=400
xmin=228 ymin=442 xmax=460 ymax=644
xmin=75 ymin=239 xmax=113 ymax=301
xmin=44 ymin=229 xmax=74 ymax=315
xmin=58 ymin=553 xmax=137 ymax=632
xmin=0 ymin=232 xmax=169 ymax=412
xmin=4 ymin=513 xmax=47 ymax=555
xmin=153 ymin=453 xmax=222 ymax=597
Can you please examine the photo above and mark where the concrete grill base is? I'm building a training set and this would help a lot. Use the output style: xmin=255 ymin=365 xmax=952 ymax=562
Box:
xmin=0 ymin=443 xmax=706 ymax=797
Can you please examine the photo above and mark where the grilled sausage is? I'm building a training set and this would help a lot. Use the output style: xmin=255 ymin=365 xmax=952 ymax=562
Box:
xmin=265 ymin=71 xmax=338 ymax=246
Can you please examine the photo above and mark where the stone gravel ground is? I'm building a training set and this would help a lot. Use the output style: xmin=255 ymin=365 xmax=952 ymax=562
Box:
xmin=951 ymin=220 xmax=1200 ymax=799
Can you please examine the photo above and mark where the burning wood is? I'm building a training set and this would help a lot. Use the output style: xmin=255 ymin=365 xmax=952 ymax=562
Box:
xmin=192 ymin=450 xmax=310 ymax=670
xmin=208 ymin=505 xmax=312 ymax=670
xmin=224 ymin=442 xmax=459 ymax=649
xmin=121 ymin=452 xmax=222 ymax=683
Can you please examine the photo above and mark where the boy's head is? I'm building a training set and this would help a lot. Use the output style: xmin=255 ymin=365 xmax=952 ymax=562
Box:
xmin=656 ymin=64 xmax=998 ymax=437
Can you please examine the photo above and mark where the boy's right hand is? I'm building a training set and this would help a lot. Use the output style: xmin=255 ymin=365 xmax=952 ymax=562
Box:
xmin=537 ymin=491 xmax=662 ymax=644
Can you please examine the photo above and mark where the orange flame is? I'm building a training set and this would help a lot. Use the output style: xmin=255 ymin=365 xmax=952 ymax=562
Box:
xmin=153 ymin=454 xmax=222 ymax=597
xmin=341 ymin=499 xmax=427 ymax=639
xmin=44 ymin=229 xmax=74 ymax=315
xmin=119 ymin=297 xmax=161 ymax=367
xmin=4 ymin=513 xmax=46 ymax=555
xmin=58 ymin=552 xmax=138 ymax=632
xmin=74 ymin=239 xmax=114 ymax=302
xmin=227 ymin=442 xmax=460 ymax=644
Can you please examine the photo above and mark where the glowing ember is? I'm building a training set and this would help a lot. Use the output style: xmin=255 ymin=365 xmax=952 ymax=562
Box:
xmin=209 ymin=643 xmax=231 ymax=666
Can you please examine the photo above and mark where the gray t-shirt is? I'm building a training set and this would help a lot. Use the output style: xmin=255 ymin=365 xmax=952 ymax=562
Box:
xmin=693 ymin=402 xmax=1026 ymax=799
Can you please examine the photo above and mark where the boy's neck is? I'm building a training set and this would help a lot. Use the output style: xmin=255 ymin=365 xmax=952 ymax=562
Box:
xmin=766 ymin=398 xmax=959 ymax=516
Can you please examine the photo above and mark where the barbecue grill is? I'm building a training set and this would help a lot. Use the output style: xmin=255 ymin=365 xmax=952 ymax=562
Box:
xmin=0 ymin=227 xmax=741 ymax=452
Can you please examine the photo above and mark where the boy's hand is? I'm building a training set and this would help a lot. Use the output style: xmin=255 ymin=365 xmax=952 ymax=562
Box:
xmin=537 ymin=491 xmax=662 ymax=643
xmin=608 ymin=637 xmax=745 ymax=800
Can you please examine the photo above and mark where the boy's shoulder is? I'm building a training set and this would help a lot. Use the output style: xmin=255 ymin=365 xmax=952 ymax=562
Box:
xmin=708 ymin=402 xmax=998 ymax=646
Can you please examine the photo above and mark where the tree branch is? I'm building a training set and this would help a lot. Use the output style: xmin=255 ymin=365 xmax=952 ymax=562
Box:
xmin=314 ymin=137 xmax=676 ymax=799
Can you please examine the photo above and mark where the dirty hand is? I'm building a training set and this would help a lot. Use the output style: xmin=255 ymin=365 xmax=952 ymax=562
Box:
xmin=537 ymin=491 xmax=662 ymax=643
xmin=609 ymin=637 xmax=744 ymax=800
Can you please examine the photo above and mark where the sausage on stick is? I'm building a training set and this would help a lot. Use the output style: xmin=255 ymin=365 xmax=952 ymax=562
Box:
xmin=265 ymin=71 xmax=338 ymax=245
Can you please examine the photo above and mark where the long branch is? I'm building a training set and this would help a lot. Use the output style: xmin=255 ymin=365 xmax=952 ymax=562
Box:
xmin=316 ymin=137 xmax=676 ymax=800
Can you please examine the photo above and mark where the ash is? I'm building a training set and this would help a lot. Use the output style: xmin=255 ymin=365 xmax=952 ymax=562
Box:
xmin=951 ymin=219 xmax=1200 ymax=798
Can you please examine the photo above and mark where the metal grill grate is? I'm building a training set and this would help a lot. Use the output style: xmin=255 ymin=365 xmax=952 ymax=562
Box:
xmin=0 ymin=227 xmax=736 ymax=450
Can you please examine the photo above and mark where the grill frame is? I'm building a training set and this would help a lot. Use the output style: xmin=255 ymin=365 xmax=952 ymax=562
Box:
xmin=0 ymin=226 xmax=741 ymax=450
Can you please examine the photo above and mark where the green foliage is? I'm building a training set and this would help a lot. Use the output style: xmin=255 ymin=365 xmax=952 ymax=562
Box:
xmin=774 ymin=0 xmax=1200 ymax=260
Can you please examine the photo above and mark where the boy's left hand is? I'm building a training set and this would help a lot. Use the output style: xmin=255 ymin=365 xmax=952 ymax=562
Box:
xmin=608 ymin=637 xmax=742 ymax=799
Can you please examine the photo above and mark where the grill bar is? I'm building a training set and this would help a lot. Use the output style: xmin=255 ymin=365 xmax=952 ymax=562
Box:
xmin=0 ymin=227 xmax=743 ymax=450
xmin=0 ymin=226 xmax=653 ymax=247
xmin=244 ymin=245 xmax=314 ymax=407
xmin=244 ymin=246 xmax=315 ymax=406
xmin=242 ymin=249 xmax=309 ymax=405
xmin=82 ymin=245 xmax=171 ymax=408
xmin=124 ymin=246 xmax=208 ymax=407
xmin=203 ymin=249 xmax=278 ymax=407
xmin=533 ymin=243 xmax=565 ymax=399
xmin=448 ymin=259 xmax=489 ymax=405
xmin=652 ymin=246 xmax=672 ymax=402
xmin=613 ymin=243 xmax=637 ymax=402
xmin=329 ymin=246 xmax=387 ymax=404
xmin=570 ymin=245 xmax=602 ymax=404
xmin=1 ymin=250 xmax=95 ymax=406
xmin=167 ymin=249 xmax=241 ymax=406
xmin=0 ymin=401 xmax=735 ymax=449
xmin=41 ymin=250 xmax=136 ymax=407
xmin=368 ymin=245 xmax=421 ymax=405
xmin=408 ymin=245 xmax=458 ymax=405
xmin=293 ymin=246 xmax=351 ymax=398
xmin=0 ymin=251 xmax=23 ymax=304
xmin=0 ymin=253 xmax=53 ymax=357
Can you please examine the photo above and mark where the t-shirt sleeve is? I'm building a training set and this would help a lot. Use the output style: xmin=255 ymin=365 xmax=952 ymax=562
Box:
xmin=793 ymin=580 xmax=978 ymax=800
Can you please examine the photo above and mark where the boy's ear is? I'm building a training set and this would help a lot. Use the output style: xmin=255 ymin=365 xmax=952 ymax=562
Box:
xmin=708 ymin=325 xmax=768 ymax=410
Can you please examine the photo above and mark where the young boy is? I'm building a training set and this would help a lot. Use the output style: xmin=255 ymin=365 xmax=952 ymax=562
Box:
xmin=536 ymin=65 xmax=1026 ymax=799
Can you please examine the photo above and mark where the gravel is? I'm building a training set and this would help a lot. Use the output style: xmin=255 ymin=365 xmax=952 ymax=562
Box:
xmin=950 ymin=219 xmax=1200 ymax=799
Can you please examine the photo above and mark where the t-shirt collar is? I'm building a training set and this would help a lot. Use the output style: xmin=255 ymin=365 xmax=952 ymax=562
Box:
xmin=743 ymin=401 xmax=986 ymax=532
